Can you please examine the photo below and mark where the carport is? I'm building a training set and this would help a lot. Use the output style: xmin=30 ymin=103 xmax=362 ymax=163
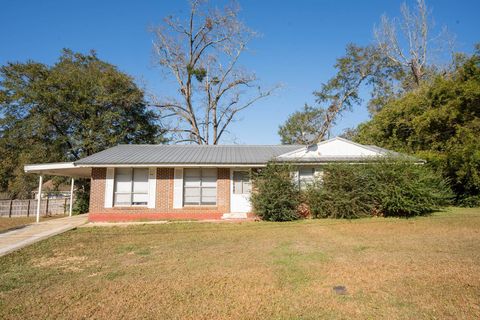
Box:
xmin=24 ymin=162 xmax=91 ymax=222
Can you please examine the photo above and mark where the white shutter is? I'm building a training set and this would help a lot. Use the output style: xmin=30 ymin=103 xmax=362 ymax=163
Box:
xmin=173 ymin=168 xmax=184 ymax=208
xmin=104 ymin=168 xmax=114 ymax=208
xmin=291 ymin=170 xmax=299 ymax=186
xmin=148 ymin=168 xmax=157 ymax=208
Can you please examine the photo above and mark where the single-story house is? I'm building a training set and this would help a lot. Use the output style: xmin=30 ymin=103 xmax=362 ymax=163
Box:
xmin=24 ymin=137 xmax=421 ymax=222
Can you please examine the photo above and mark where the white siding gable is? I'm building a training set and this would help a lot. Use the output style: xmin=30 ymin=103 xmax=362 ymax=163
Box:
xmin=278 ymin=137 xmax=382 ymax=160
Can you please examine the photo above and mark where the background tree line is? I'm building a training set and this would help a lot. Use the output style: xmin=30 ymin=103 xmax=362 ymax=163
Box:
xmin=0 ymin=50 xmax=163 ymax=204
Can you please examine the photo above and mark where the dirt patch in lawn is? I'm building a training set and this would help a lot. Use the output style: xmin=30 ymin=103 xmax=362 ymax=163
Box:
xmin=34 ymin=254 xmax=99 ymax=272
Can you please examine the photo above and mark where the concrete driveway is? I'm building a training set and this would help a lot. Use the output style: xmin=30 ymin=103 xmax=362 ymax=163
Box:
xmin=0 ymin=215 xmax=87 ymax=257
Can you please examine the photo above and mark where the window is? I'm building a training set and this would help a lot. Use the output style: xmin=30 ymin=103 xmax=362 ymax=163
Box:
xmin=298 ymin=167 xmax=315 ymax=189
xmin=114 ymin=168 xmax=149 ymax=206
xmin=183 ymin=168 xmax=217 ymax=205
xmin=233 ymin=171 xmax=251 ymax=194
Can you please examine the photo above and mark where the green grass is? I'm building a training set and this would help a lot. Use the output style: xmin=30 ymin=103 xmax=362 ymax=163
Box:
xmin=1 ymin=207 xmax=479 ymax=319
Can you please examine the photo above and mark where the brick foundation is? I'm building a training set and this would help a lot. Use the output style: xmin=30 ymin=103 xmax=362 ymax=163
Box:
xmin=88 ymin=167 xmax=231 ymax=222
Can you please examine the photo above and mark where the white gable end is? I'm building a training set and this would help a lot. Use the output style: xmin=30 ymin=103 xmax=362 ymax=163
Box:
xmin=314 ymin=138 xmax=379 ymax=156
xmin=278 ymin=137 xmax=383 ymax=160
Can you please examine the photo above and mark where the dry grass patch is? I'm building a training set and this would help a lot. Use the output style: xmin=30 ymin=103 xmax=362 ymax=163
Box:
xmin=0 ymin=216 xmax=64 ymax=233
xmin=0 ymin=207 xmax=479 ymax=319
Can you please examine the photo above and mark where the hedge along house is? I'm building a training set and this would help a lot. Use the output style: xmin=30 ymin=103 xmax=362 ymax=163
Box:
xmin=24 ymin=137 xmax=419 ymax=222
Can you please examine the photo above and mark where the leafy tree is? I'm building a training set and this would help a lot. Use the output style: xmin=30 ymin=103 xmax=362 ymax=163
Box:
xmin=278 ymin=104 xmax=325 ymax=144
xmin=0 ymin=49 xmax=163 ymax=199
xmin=312 ymin=44 xmax=396 ymax=140
xmin=278 ymin=0 xmax=453 ymax=144
xmin=355 ymin=46 xmax=480 ymax=203
xmin=278 ymin=44 xmax=397 ymax=143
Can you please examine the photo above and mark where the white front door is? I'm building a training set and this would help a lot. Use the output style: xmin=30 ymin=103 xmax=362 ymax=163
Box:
xmin=230 ymin=170 xmax=252 ymax=213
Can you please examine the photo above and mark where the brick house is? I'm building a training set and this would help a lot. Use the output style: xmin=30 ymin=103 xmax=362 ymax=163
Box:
xmin=24 ymin=137 xmax=419 ymax=222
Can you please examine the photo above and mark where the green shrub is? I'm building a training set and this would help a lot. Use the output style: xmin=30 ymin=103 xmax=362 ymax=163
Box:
xmin=306 ymin=159 xmax=453 ymax=219
xmin=251 ymin=163 xmax=301 ymax=221
xmin=457 ymin=195 xmax=480 ymax=208
xmin=306 ymin=164 xmax=376 ymax=219
xmin=73 ymin=182 xmax=90 ymax=214
xmin=372 ymin=160 xmax=452 ymax=217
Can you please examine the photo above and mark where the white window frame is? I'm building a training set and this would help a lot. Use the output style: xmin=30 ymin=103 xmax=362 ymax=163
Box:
xmin=298 ymin=167 xmax=315 ymax=190
xmin=183 ymin=168 xmax=217 ymax=206
xmin=233 ymin=170 xmax=252 ymax=195
xmin=113 ymin=168 xmax=149 ymax=207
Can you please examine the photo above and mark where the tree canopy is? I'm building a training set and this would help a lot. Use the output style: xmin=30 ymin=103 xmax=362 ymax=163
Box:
xmin=355 ymin=46 xmax=480 ymax=203
xmin=279 ymin=0 xmax=453 ymax=144
xmin=278 ymin=104 xmax=325 ymax=145
xmin=0 ymin=49 xmax=163 ymax=198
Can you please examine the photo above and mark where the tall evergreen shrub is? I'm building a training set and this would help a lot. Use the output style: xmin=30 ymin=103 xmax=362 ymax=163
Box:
xmin=251 ymin=163 xmax=301 ymax=221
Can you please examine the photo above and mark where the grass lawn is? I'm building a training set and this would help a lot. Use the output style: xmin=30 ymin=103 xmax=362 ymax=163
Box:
xmin=1 ymin=208 xmax=479 ymax=319
xmin=0 ymin=215 xmax=66 ymax=233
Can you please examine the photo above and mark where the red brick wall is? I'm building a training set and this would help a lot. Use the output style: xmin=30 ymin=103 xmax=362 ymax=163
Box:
xmin=88 ymin=167 xmax=231 ymax=221
xmin=90 ymin=168 xmax=106 ymax=213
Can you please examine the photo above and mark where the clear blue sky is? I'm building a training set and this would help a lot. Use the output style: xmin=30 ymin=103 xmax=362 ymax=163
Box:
xmin=1 ymin=0 xmax=479 ymax=144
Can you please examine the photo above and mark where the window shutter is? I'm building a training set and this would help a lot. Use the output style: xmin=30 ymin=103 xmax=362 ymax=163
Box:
xmin=104 ymin=168 xmax=114 ymax=208
xmin=291 ymin=170 xmax=299 ymax=186
xmin=314 ymin=168 xmax=324 ymax=185
xmin=173 ymin=168 xmax=183 ymax=208
xmin=147 ymin=168 xmax=157 ymax=208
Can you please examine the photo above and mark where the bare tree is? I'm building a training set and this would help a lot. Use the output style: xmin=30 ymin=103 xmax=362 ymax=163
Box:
xmin=374 ymin=0 xmax=430 ymax=86
xmin=151 ymin=0 xmax=277 ymax=144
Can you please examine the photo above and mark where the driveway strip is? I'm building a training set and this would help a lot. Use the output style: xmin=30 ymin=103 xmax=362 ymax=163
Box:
xmin=0 ymin=215 xmax=87 ymax=257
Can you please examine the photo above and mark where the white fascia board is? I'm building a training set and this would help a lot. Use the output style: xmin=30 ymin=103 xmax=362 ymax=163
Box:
xmin=24 ymin=162 xmax=76 ymax=172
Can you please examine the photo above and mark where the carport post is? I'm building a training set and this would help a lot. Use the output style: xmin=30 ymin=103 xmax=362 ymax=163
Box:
xmin=36 ymin=175 xmax=43 ymax=223
xmin=69 ymin=178 xmax=74 ymax=217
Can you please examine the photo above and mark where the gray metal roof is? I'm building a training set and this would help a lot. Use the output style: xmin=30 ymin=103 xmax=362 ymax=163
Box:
xmin=75 ymin=144 xmax=304 ymax=165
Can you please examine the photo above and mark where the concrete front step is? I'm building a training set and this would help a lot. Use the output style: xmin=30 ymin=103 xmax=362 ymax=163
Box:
xmin=221 ymin=212 xmax=248 ymax=220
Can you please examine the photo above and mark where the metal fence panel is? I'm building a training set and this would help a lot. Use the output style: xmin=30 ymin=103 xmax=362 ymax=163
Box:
xmin=0 ymin=199 xmax=70 ymax=217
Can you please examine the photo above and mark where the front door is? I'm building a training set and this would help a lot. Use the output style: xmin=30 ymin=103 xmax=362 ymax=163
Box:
xmin=230 ymin=170 xmax=252 ymax=213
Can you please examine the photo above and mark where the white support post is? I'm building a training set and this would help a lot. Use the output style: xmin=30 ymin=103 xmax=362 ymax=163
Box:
xmin=36 ymin=175 xmax=43 ymax=223
xmin=69 ymin=177 xmax=74 ymax=217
